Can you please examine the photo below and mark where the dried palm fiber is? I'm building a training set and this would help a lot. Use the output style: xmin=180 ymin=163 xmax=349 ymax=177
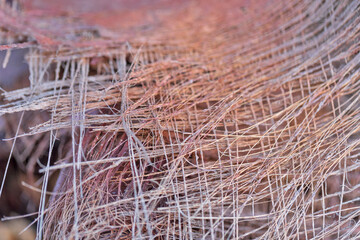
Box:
xmin=0 ymin=0 xmax=360 ymax=239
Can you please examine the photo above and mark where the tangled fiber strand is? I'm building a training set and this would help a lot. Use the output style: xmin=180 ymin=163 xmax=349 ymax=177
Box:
xmin=1 ymin=0 xmax=360 ymax=239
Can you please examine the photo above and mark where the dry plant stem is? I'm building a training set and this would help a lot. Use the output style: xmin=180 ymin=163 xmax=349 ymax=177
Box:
xmin=47 ymin=153 xmax=71 ymax=207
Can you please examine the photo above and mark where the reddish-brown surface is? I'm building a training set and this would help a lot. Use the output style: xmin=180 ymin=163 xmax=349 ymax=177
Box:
xmin=13 ymin=0 xmax=272 ymax=46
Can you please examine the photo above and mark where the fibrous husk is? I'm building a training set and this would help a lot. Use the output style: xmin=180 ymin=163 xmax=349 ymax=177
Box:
xmin=1 ymin=0 xmax=360 ymax=239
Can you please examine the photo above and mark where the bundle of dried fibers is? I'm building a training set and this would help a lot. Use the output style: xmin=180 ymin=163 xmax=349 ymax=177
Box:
xmin=0 ymin=0 xmax=360 ymax=239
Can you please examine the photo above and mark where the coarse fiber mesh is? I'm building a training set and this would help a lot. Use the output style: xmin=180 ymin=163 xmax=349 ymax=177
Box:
xmin=0 ymin=0 xmax=360 ymax=239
